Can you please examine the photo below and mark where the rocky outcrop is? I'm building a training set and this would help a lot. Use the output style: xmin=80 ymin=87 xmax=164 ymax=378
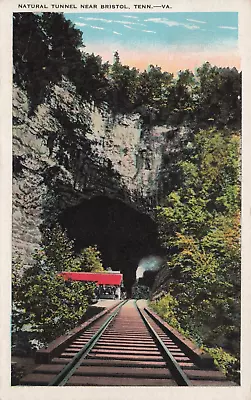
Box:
xmin=13 ymin=79 xmax=160 ymax=262
xmin=12 ymin=78 xmax=189 ymax=286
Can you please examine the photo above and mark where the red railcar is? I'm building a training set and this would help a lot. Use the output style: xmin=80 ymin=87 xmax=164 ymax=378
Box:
xmin=59 ymin=271 xmax=123 ymax=300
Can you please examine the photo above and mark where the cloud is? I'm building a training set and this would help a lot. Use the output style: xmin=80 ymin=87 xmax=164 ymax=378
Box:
xmin=79 ymin=17 xmax=145 ymax=26
xmin=218 ymin=25 xmax=238 ymax=30
xmin=123 ymin=15 xmax=139 ymax=19
xmin=90 ymin=25 xmax=105 ymax=30
xmin=75 ymin=22 xmax=87 ymax=27
xmin=75 ymin=18 xmax=145 ymax=34
xmin=81 ymin=17 xmax=112 ymax=23
xmin=144 ymin=18 xmax=200 ymax=30
xmin=142 ymin=30 xmax=156 ymax=34
xmin=186 ymin=18 xmax=206 ymax=24
xmin=114 ymin=20 xmax=146 ymax=26
xmin=124 ymin=25 xmax=135 ymax=29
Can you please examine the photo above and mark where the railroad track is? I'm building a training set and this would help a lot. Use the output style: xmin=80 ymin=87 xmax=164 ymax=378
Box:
xmin=20 ymin=300 xmax=236 ymax=386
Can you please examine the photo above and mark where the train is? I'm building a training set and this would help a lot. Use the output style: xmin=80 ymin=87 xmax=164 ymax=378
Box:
xmin=58 ymin=271 xmax=125 ymax=300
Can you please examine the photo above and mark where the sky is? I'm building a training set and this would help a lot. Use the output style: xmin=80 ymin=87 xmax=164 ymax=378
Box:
xmin=64 ymin=12 xmax=239 ymax=74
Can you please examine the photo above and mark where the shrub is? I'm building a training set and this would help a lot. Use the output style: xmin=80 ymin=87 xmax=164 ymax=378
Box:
xmin=12 ymin=225 xmax=103 ymax=344
xmin=150 ymin=294 xmax=184 ymax=333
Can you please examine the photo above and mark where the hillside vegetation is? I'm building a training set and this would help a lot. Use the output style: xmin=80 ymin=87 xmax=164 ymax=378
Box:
xmin=150 ymin=128 xmax=240 ymax=382
xmin=12 ymin=225 xmax=104 ymax=346
xmin=13 ymin=12 xmax=241 ymax=381
xmin=14 ymin=12 xmax=240 ymax=128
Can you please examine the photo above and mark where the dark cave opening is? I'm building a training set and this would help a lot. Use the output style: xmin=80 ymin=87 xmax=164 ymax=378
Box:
xmin=59 ymin=196 xmax=163 ymax=296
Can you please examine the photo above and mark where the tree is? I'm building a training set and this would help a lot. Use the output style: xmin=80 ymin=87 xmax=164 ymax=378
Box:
xmin=107 ymin=51 xmax=140 ymax=113
xmin=136 ymin=66 xmax=173 ymax=116
xmin=74 ymin=246 xmax=104 ymax=272
xmin=13 ymin=12 xmax=85 ymax=111
xmin=12 ymin=225 xmax=104 ymax=344
xmin=76 ymin=52 xmax=110 ymax=105
xmin=13 ymin=14 xmax=241 ymax=129
xmin=13 ymin=13 xmax=51 ymax=109
xmin=195 ymin=63 xmax=241 ymax=128
xmin=156 ymin=128 xmax=241 ymax=353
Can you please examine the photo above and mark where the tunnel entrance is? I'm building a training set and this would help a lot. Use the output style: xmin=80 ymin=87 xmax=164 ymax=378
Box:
xmin=59 ymin=196 xmax=162 ymax=295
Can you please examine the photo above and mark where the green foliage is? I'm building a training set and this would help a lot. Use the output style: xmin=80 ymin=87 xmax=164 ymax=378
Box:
xmin=38 ymin=224 xmax=76 ymax=272
xmin=150 ymin=294 xmax=184 ymax=333
xmin=73 ymin=246 xmax=104 ymax=273
xmin=202 ymin=346 xmax=237 ymax=374
xmin=77 ymin=52 xmax=109 ymax=105
xmin=13 ymin=12 xmax=241 ymax=129
xmin=149 ymin=295 xmax=240 ymax=383
xmin=132 ymin=284 xmax=150 ymax=300
xmin=13 ymin=13 xmax=84 ymax=112
xmin=105 ymin=56 xmax=241 ymax=129
xmin=12 ymin=225 xmax=104 ymax=344
xmin=202 ymin=346 xmax=240 ymax=384
xmin=158 ymin=129 xmax=240 ymax=240
xmin=105 ymin=58 xmax=241 ymax=128
xmin=107 ymin=51 xmax=140 ymax=113
xmin=195 ymin=62 xmax=241 ymax=128
xmin=156 ymin=128 xmax=241 ymax=356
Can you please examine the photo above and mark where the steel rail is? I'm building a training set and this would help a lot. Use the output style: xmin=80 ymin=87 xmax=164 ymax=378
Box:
xmin=135 ymin=301 xmax=192 ymax=386
xmin=48 ymin=300 xmax=128 ymax=386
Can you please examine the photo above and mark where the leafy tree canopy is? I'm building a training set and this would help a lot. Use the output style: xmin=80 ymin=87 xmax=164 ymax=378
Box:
xmin=13 ymin=13 xmax=241 ymax=129
xmin=155 ymin=128 xmax=240 ymax=356
xmin=12 ymin=224 xmax=104 ymax=344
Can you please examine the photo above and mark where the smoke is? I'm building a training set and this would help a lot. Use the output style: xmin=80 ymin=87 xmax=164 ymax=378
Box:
xmin=136 ymin=256 xmax=163 ymax=280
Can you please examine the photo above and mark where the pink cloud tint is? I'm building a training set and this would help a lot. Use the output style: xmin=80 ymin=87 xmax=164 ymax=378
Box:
xmin=120 ymin=49 xmax=240 ymax=74
xmin=83 ymin=43 xmax=240 ymax=74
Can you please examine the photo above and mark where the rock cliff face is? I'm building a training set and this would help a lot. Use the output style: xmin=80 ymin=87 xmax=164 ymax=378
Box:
xmin=12 ymin=78 xmax=186 ymax=288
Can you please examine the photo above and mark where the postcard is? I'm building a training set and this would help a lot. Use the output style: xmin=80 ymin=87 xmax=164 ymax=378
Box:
xmin=0 ymin=0 xmax=251 ymax=399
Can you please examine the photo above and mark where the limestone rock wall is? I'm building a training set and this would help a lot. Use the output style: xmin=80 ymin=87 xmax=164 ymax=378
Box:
xmin=12 ymin=79 xmax=168 ymax=265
